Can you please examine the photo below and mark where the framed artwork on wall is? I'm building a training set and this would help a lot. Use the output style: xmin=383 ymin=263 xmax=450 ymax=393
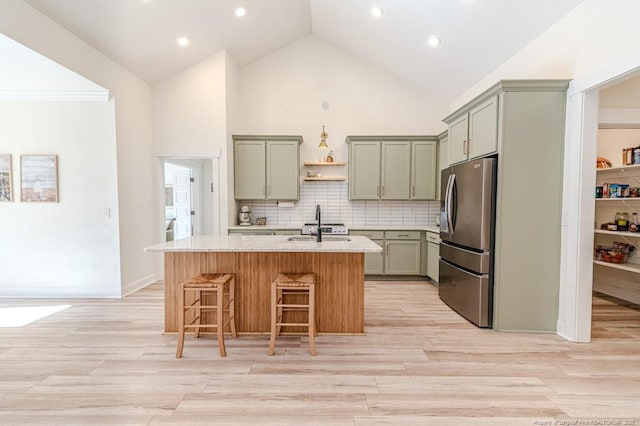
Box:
xmin=0 ymin=154 xmax=12 ymax=202
xmin=21 ymin=154 xmax=58 ymax=202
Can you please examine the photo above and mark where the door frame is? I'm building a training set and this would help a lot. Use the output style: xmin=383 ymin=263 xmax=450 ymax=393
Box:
xmin=559 ymin=49 xmax=640 ymax=342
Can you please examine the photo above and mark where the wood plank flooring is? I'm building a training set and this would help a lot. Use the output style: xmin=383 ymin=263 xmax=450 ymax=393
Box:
xmin=0 ymin=283 xmax=638 ymax=425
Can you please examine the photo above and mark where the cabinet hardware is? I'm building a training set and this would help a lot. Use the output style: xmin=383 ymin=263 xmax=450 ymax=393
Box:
xmin=381 ymin=186 xmax=385 ymax=196
xmin=412 ymin=185 xmax=415 ymax=196
xmin=467 ymin=138 xmax=471 ymax=155
xmin=377 ymin=186 xmax=380 ymax=197
xmin=398 ymin=234 xmax=409 ymax=237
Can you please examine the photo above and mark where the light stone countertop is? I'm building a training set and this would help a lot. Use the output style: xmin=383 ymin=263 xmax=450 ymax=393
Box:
xmin=145 ymin=235 xmax=382 ymax=253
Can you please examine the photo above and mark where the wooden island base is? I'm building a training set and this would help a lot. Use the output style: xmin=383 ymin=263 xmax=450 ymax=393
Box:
xmin=164 ymin=251 xmax=365 ymax=334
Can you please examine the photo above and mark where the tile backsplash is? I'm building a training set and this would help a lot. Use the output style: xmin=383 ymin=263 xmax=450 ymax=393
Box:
xmin=239 ymin=181 xmax=440 ymax=227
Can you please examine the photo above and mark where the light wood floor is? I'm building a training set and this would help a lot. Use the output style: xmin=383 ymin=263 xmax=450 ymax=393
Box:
xmin=0 ymin=282 xmax=639 ymax=425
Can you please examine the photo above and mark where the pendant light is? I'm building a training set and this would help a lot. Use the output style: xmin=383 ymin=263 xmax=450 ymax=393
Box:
xmin=319 ymin=125 xmax=329 ymax=148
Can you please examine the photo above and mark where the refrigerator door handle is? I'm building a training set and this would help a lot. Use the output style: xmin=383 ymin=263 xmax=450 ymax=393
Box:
xmin=446 ymin=174 xmax=455 ymax=234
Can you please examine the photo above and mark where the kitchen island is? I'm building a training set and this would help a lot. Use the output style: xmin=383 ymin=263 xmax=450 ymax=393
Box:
xmin=145 ymin=235 xmax=382 ymax=334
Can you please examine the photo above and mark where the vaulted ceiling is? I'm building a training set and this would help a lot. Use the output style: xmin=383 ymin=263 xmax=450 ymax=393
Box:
xmin=23 ymin=0 xmax=585 ymax=102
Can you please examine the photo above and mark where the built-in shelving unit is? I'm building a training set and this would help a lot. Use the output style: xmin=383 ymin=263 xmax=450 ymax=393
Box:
xmin=303 ymin=176 xmax=346 ymax=181
xmin=303 ymin=161 xmax=346 ymax=166
xmin=594 ymin=229 xmax=640 ymax=238
xmin=593 ymin=260 xmax=640 ymax=273
xmin=303 ymin=161 xmax=347 ymax=182
xmin=594 ymin=162 xmax=640 ymax=280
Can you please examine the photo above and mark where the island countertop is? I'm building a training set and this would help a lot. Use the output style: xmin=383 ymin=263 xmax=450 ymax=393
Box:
xmin=145 ymin=234 xmax=382 ymax=253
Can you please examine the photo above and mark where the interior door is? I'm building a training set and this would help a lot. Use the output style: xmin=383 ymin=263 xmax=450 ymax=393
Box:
xmin=173 ymin=172 xmax=192 ymax=240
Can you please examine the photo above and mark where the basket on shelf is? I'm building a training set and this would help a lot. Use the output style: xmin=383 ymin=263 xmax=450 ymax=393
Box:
xmin=595 ymin=241 xmax=635 ymax=264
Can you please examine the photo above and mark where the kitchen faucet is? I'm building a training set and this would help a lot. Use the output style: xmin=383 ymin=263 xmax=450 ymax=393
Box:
xmin=315 ymin=204 xmax=322 ymax=242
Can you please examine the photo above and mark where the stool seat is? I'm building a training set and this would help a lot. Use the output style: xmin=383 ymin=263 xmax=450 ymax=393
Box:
xmin=176 ymin=273 xmax=236 ymax=358
xmin=269 ymin=272 xmax=317 ymax=356
xmin=183 ymin=273 xmax=232 ymax=288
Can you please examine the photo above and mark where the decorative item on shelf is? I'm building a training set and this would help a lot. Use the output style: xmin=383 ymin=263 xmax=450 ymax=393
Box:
xmin=596 ymin=157 xmax=612 ymax=169
xmin=307 ymin=171 xmax=317 ymax=177
xmin=318 ymin=125 xmax=328 ymax=149
xmin=326 ymin=150 xmax=334 ymax=163
xmin=255 ymin=217 xmax=267 ymax=226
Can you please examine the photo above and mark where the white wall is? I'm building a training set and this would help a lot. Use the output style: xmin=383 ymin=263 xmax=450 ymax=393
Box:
xmin=237 ymin=35 xmax=447 ymax=167
xmin=151 ymin=51 xmax=230 ymax=237
xmin=450 ymin=0 xmax=640 ymax=112
xmin=0 ymin=101 xmax=120 ymax=297
xmin=0 ymin=0 xmax=156 ymax=296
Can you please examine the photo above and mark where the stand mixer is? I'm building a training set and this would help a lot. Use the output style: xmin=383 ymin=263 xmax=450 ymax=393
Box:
xmin=238 ymin=205 xmax=252 ymax=226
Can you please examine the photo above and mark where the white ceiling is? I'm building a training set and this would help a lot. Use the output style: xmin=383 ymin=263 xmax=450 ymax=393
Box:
xmin=23 ymin=0 xmax=585 ymax=102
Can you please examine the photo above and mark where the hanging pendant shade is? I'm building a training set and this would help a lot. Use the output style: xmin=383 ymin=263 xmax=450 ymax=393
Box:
xmin=319 ymin=125 xmax=329 ymax=148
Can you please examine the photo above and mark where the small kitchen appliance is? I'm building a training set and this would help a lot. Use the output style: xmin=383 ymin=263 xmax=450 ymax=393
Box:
xmin=238 ymin=205 xmax=252 ymax=226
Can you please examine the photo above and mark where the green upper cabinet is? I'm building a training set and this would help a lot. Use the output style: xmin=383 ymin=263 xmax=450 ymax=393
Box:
xmin=234 ymin=140 xmax=266 ymax=200
xmin=448 ymin=114 xmax=469 ymax=165
xmin=349 ymin=141 xmax=381 ymax=199
xmin=266 ymin=140 xmax=299 ymax=199
xmin=233 ymin=135 xmax=302 ymax=200
xmin=347 ymin=136 xmax=438 ymax=201
xmin=381 ymin=141 xmax=411 ymax=199
xmin=445 ymin=95 xmax=498 ymax=165
xmin=411 ymin=141 xmax=437 ymax=200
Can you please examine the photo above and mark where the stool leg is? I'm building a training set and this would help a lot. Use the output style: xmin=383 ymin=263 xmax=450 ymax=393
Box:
xmin=194 ymin=289 xmax=201 ymax=338
xmin=176 ymin=285 xmax=185 ymax=359
xmin=229 ymin=277 xmax=237 ymax=338
xmin=269 ymin=280 xmax=277 ymax=356
xmin=276 ymin=288 xmax=283 ymax=337
xmin=216 ymin=287 xmax=226 ymax=357
xmin=308 ymin=284 xmax=317 ymax=356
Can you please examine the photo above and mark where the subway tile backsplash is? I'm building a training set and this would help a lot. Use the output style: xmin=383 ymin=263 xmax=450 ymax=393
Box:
xmin=240 ymin=181 xmax=440 ymax=227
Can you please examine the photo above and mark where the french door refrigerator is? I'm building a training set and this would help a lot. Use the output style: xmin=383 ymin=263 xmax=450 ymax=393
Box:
xmin=439 ymin=157 xmax=497 ymax=328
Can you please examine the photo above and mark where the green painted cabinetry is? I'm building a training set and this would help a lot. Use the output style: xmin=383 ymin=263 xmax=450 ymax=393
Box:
xmin=446 ymin=95 xmax=498 ymax=165
xmin=347 ymin=136 xmax=438 ymax=201
xmin=233 ymin=135 xmax=302 ymax=200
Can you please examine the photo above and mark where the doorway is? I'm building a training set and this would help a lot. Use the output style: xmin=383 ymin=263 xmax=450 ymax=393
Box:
xmin=560 ymin=58 xmax=640 ymax=342
xmin=161 ymin=158 xmax=215 ymax=242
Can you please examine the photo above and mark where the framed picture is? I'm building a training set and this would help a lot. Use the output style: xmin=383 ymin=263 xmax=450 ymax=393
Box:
xmin=21 ymin=155 xmax=58 ymax=202
xmin=0 ymin=154 xmax=12 ymax=202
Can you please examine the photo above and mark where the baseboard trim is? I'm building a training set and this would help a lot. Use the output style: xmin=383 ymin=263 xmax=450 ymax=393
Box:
xmin=122 ymin=273 xmax=158 ymax=297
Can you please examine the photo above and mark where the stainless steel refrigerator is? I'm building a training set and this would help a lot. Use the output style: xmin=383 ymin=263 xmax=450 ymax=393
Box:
xmin=439 ymin=157 xmax=497 ymax=328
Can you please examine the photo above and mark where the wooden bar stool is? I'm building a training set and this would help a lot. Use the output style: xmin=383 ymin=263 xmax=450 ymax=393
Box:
xmin=269 ymin=272 xmax=317 ymax=356
xmin=176 ymin=273 xmax=237 ymax=358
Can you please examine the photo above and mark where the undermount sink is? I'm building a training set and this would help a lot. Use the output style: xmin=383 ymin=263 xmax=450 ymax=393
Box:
xmin=287 ymin=236 xmax=351 ymax=242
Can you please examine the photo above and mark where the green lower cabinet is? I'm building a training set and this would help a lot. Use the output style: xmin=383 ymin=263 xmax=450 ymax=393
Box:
xmin=364 ymin=239 xmax=385 ymax=275
xmin=385 ymin=240 xmax=421 ymax=275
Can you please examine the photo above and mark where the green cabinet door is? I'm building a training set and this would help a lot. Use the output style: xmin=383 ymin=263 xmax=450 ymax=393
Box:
xmin=364 ymin=239 xmax=385 ymax=275
xmin=266 ymin=140 xmax=299 ymax=200
xmin=385 ymin=240 xmax=421 ymax=275
xmin=234 ymin=140 xmax=266 ymax=200
xmin=349 ymin=141 xmax=381 ymax=200
xmin=437 ymin=133 xmax=448 ymax=200
xmin=468 ymin=95 xmax=498 ymax=159
xmin=411 ymin=141 xmax=437 ymax=200
xmin=448 ymin=114 xmax=469 ymax=165
xmin=381 ymin=141 xmax=411 ymax=199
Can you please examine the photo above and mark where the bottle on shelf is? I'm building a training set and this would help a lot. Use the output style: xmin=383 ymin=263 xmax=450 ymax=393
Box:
xmin=631 ymin=212 xmax=639 ymax=232
xmin=615 ymin=211 xmax=630 ymax=231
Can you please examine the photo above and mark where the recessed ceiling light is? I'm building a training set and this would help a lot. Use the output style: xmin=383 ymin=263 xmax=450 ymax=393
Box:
xmin=427 ymin=35 xmax=441 ymax=47
xmin=235 ymin=6 xmax=247 ymax=17
xmin=371 ymin=6 xmax=384 ymax=18
xmin=177 ymin=36 xmax=190 ymax=47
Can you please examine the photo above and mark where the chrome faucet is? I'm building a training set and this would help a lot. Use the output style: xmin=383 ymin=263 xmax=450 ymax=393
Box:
xmin=315 ymin=204 xmax=322 ymax=242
